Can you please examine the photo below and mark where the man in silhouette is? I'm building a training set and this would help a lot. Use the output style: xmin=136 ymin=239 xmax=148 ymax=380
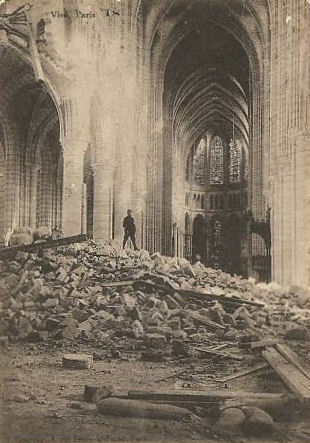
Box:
xmin=122 ymin=209 xmax=139 ymax=250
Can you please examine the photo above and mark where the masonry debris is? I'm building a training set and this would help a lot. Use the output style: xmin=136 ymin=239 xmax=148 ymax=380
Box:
xmin=1 ymin=239 xmax=310 ymax=438
xmin=1 ymin=239 xmax=310 ymax=350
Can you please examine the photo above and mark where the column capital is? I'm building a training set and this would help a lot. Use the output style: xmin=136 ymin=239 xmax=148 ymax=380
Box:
xmin=60 ymin=137 xmax=90 ymax=156
xmin=92 ymin=161 xmax=115 ymax=175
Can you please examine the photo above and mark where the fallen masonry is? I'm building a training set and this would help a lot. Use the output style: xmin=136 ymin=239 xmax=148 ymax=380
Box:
xmin=1 ymin=239 xmax=310 ymax=351
xmin=1 ymin=239 xmax=310 ymax=437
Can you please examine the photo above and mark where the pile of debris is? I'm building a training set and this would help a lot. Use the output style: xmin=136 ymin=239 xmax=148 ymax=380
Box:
xmin=0 ymin=240 xmax=310 ymax=356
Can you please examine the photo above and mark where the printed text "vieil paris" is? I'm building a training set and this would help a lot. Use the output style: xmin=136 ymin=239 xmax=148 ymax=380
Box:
xmin=48 ymin=9 xmax=120 ymax=19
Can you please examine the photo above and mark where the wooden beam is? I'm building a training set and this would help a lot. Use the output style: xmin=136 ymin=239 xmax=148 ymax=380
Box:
xmin=187 ymin=311 xmax=226 ymax=330
xmin=275 ymin=344 xmax=310 ymax=381
xmin=194 ymin=346 xmax=243 ymax=361
xmin=216 ymin=362 xmax=269 ymax=382
xmin=250 ymin=339 xmax=281 ymax=351
xmin=263 ymin=348 xmax=310 ymax=404
xmin=128 ymin=389 xmax=289 ymax=403
xmin=101 ymin=280 xmax=135 ymax=288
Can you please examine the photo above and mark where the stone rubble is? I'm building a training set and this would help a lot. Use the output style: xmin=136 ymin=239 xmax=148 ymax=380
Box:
xmin=1 ymin=240 xmax=310 ymax=357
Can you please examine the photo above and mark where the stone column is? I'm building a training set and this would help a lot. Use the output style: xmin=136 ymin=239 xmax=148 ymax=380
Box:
xmin=5 ymin=149 xmax=20 ymax=233
xmin=62 ymin=141 xmax=86 ymax=236
xmin=113 ymin=164 xmax=132 ymax=240
xmin=29 ymin=163 xmax=39 ymax=228
xmin=81 ymin=183 xmax=87 ymax=235
xmin=92 ymin=162 xmax=114 ymax=241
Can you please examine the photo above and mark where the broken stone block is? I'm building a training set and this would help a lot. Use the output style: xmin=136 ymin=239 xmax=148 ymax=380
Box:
xmin=129 ymin=307 xmax=143 ymax=322
xmin=168 ymin=330 xmax=187 ymax=340
xmin=164 ymin=294 xmax=181 ymax=309
xmin=28 ymin=331 xmax=49 ymax=342
xmin=157 ymin=300 xmax=169 ymax=315
xmin=144 ymin=333 xmax=167 ymax=349
xmin=15 ymin=251 xmax=29 ymax=262
xmin=62 ymin=325 xmax=79 ymax=340
xmin=46 ymin=318 xmax=60 ymax=331
xmin=105 ymin=317 xmax=129 ymax=330
xmin=17 ymin=317 xmax=33 ymax=338
xmin=178 ymin=258 xmax=196 ymax=277
xmin=59 ymin=296 xmax=73 ymax=309
xmin=167 ymin=318 xmax=181 ymax=330
xmin=171 ymin=339 xmax=189 ymax=356
xmin=97 ymin=311 xmax=114 ymax=321
xmin=71 ymin=308 xmax=89 ymax=322
xmin=115 ymin=305 xmax=126 ymax=317
xmin=147 ymin=296 xmax=160 ymax=308
xmin=132 ymin=319 xmax=144 ymax=338
xmin=285 ymin=326 xmax=308 ymax=340
xmin=5 ymin=274 xmax=19 ymax=289
xmin=151 ymin=252 xmax=164 ymax=266
xmin=212 ymin=407 xmax=246 ymax=436
xmin=83 ymin=384 xmax=114 ymax=403
xmin=120 ymin=293 xmax=136 ymax=310
xmin=62 ymin=354 xmax=93 ymax=369
xmin=78 ymin=320 xmax=93 ymax=333
xmin=43 ymin=298 xmax=59 ymax=308
xmin=224 ymin=329 xmax=238 ymax=340
xmin=223 ymin=313 xmax=238 ymax=327
xmin=241 ymin=406 xmax=274 ymax=435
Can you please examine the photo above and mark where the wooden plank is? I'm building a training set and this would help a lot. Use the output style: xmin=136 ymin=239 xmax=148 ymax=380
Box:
xmin=250 ymin=339 xmax=281 ymax=351
xmin=101 ymin=280 xmax=135 ymax=288
xmin=134 ymin=280 xmax=264 ymax=308
xmin=179 ymin=288 xmax=264 ymax=308
xmin=187 ymin=311 xmax=226 ymax=330
xmin=216 ymin=362 xmax=269 ymax=383
xmin=0 ymin=234 xmax=87 ymax=259
xmin=263 ymin=348 xmax=310 ymax=404
xmin=128 ymin=389 xmax=288 ymax=403
xmin=194 ymin=347 xmax=243 ymax=361
xmin=275 ymin=344 xmax=310 ymax=381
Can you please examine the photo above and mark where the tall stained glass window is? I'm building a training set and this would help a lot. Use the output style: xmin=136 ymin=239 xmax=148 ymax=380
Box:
xmin=210 ymin=136 xmax=224 ymax=185
xmin=193 ymin=139 xmax=206 ymax=185
xmin=229 ymin=140 xmax=241 ymax=183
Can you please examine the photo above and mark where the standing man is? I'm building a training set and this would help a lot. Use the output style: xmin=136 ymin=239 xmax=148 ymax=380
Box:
xmin=123 ymin=209 xmax=139 ymax=250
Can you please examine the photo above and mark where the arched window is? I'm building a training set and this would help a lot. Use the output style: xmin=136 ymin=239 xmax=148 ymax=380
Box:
xmin=193 ymin=139 xmax=207 ymax=185
xmin=229 ymin=140 xmax=241 ymax=183
xmin=219 ymin=195 xmax=224 ymax=210
xmin=215 ymin=195 xmax=219 ymax=210
xmin=210 ymin=136 xmax=224 ymax=185
xmin=210 ymin=195 xmax=214 ymax=210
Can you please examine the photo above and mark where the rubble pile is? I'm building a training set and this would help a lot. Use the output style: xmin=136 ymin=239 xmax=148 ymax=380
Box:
xmin=1 ymin=240 xmax=310 ymax=354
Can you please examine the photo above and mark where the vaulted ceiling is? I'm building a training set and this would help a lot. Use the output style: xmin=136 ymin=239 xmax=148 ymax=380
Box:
xmin=137 ymin=0 xmax=270 ymax=154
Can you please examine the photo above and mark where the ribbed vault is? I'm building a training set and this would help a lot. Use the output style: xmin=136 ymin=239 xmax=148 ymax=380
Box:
xmin=0 ymin=45 xmax=62 ymax=235
xmin=142 ymin=0 xmax=270 ymax=257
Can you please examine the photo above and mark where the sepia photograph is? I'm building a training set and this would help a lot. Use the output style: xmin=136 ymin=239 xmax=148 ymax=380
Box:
xmin=0 ymin=0 xmax=310 ymax=441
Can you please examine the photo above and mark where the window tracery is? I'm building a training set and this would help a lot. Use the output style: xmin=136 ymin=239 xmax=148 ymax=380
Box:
xmin=229 ymin=140 xmax=241 ymax=183
xmin=193 ymin=139 xmax=206 ymax=185
xmin=210 ymin=136 xmax=224 ymax=184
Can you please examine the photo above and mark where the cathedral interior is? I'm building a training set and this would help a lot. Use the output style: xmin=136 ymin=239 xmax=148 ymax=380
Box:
xmin=0 ymin=0 xmax=309 ymax=287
